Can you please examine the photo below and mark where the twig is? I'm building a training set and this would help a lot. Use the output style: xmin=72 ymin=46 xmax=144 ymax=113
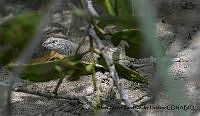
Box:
xmin=88 ymin=25 xmax=101 ymax=115
xmin=89 ymin=28 xmax=138 ymax=115
xmin=81 ymin=0 xmax=138 ymax=115
xmin=89 ymin=35 xmax=97 ymax=91
xmin=80 ymin=0 xmax=99 ymax=17
xmin=52 ymin=78 xmax=64 ymax=96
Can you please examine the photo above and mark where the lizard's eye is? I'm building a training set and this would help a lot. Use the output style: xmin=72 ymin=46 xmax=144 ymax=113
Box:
xmin=51 ymin=40 xmax=57 ymax=44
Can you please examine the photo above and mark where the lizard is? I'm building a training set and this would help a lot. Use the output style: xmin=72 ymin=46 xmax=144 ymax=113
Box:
xmin=42 ymin=37 xmax=181 ymax=68
xmin=42 ymin=37 xmax=181 ymax=95
xmin=42 ymin=37 xmax=100 ymax=64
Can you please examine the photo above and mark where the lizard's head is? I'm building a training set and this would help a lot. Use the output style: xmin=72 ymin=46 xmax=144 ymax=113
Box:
xmin=42 ymin=37 xmax=66 ymax=50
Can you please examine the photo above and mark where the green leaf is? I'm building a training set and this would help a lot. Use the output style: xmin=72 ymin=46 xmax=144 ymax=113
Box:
xmin=69 ymin=71 xmax=82 ymax=81
xmin=98 ymin=56 xmax=109 ymax=69
xmin=6 ymin=54 xmax=94 ymax=82
xmin=104 ymin=0 xmax=115 ymax=16
xmin=117 ymin=0 xmax=132 ymax=17
xmin=111 ymin=29 xmax=154 ymax=58
xmin=115 ymin=62 xmax=147 ymax=84
xmin=95 ymin=0 xmax=113 ymax=16
xmin=98 ymin=56 xmax=147 ymax=83
xmin=0 ymin=12 xmax=41 ymax=66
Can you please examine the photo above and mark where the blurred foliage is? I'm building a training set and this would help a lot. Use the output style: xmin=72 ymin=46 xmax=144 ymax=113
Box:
xmin=96 ymin=16 xmax=139 ymax=28
xmin=0 ymin=0 xmax=7 ymax=16
xmin=0 ymin=12 xmax=41 ymax=66
xmin=7 ymin=54 xmax=94 ymax=82
xmin=0 ymin=0 xmax=47 ymax=16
